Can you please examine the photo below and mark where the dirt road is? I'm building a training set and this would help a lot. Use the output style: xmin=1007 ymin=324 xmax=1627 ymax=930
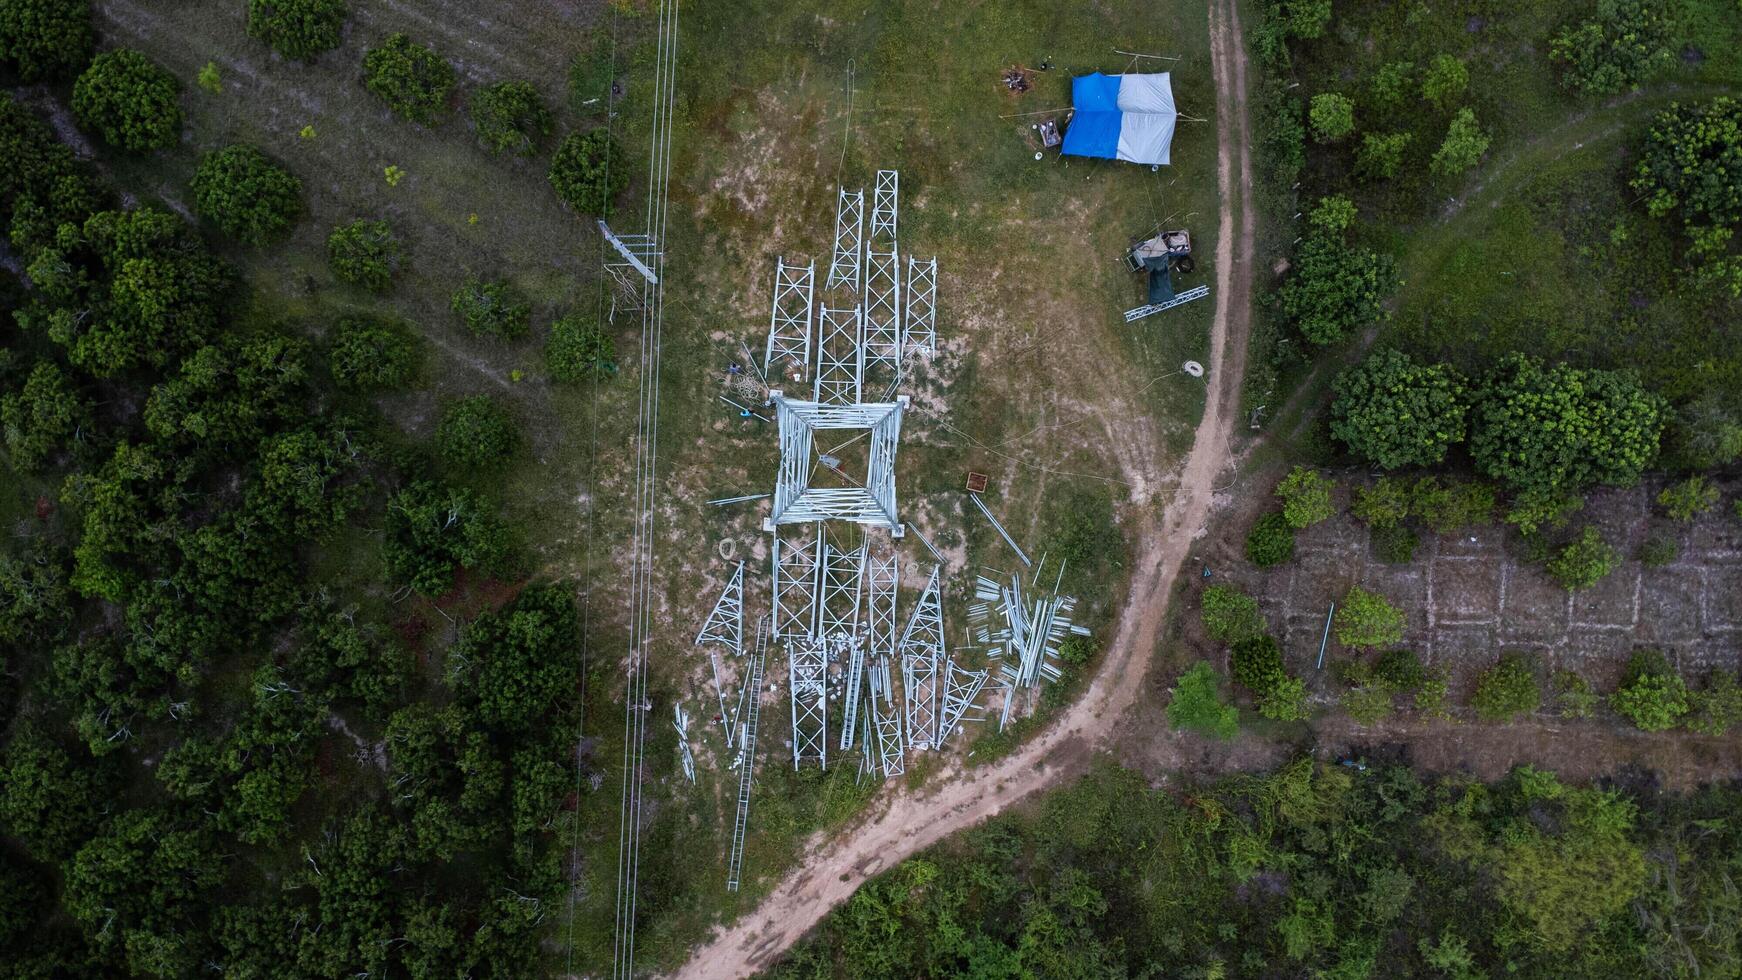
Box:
xmin=667 ymin=2 xmax=1257 ymax=975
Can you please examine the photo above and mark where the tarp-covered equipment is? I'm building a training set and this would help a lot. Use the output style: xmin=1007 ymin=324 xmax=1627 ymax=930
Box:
xmin=1060 ymin=72 xmax=1178 ymax=165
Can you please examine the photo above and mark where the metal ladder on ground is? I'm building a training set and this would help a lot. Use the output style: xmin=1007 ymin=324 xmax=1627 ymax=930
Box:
xmin=726 ymin=615 xmax=770 ymax=892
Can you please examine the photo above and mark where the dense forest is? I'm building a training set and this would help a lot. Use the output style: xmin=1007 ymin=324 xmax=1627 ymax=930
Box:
xmin=771 ymin=760 xmax=1742 ymax=978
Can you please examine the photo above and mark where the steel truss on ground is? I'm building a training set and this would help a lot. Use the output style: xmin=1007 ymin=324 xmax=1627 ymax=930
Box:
xmin=863 ymin=247 xmax=902 ymax=369
xmin=770 ymin=526 xmax=820 ymax=639
xmin=725 ymin=616 xmax=770 ymax=891
xmin=694 ymin=560 xmax=744 ymax=654
xmin=826 ymin=187 xmax=864 ymax=291
xmin=763 ymin=259 xmax=814 ymax=379
xmin=868 ymin=659 xmax=906 ymax=776
xmin=812 ymin=305 xmax=865 ymax=405
xmin=766 ymin=393 xmax=906 ymax=532
xmin=936 ymin=658 xmax=989 ymax=747
xmin=903 ymin=257 xmax=937 ymax=354
xmin=813 ymin=539 xmax=866 ymax=640
xmin=899 ymin=565 xmax=946 ymax=749
xmin=870 ymin=169 xmax=899 ymax=243
xmin=842 ymin=551 xmax=897 ymax=751
xmin=788 ymin=637 xmax=829 ymax=769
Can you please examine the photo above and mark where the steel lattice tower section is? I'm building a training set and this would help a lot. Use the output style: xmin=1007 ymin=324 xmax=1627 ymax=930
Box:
xmin=904 ymin=257 xmax=937 ymax=355
xmin=812 ymin=305 xmax=864 ymax=405
xmin=765 ymin=394 xmax=906 ymax=532
xmin=813 ymin=538 xmax=866 ymax=640
xmin=870 ymin=169 xmax=899 ymax=241
xmin=899 ymin=565 xmax=946 ymax=749
xmin=935 ymin=659 xmax=990 ymax=747
xmin=788 ymin=636 xmax=828 ymax=769
xmin=770 ymin=526 xmax=820 ymax=640
xmin=694 ymin=561 xmax=744 ymax=653
xmin=863 ymin=247 xmax=902 ymax=369
xmin=826 ymin=188 xmax=864 ymax=291
xmin=763 ymin=259 xmax=814 ymax=379
xmin=725 ymin=615 xmax=770 ymax=892
xmin=842 ymin=550 xmax=896 ymax=751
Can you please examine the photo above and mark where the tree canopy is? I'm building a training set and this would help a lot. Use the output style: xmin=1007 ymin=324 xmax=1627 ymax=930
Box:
xmin=0 ymin=0 xmax=93 ymax=81
xmin=469 ymin=80 xmax=552 ymax=156
xmin=363 ymin=33 xmax=453 ymax=124
xmin=246 ymin=0 xmax=347 ymax=60
xmin=192 ymin=144 xmax=304 ymax=245
xmin=1331 ymin=348 xmax=1467 ymax=469
xmin=71 ymin=48 xmax=181 ymax=151
xmin=549 ymin=128 xmax=630 ymax=217
xmin=1469 ymin=353 xmax=1666 ymax=494
xmin=327 ymin=218 xmax=401 ymax=290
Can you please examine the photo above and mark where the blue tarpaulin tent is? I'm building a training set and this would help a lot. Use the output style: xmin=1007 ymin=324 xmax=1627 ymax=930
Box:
xmin=1060 ymin=72 xmax=1178 ymax=166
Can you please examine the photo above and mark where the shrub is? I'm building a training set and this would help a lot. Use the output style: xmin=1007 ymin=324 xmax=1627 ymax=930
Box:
xmin=71 ymin=49 xmax=181 ymax=151
xmin=1371 ymin=525 xmax=1418 ymax=564
xmin=545 ymin=311 xmax=616 ymax=382
xmin=1307 ymin=195 xmax=1356 ymax=235
xmin=1258 ymin=676 xmax=1311 ymax=722
xmin=383 ymin=481 xmax=510 ymax=596
xmin=1245 ymin=512 xmax=1295 ymax=567
xmin=1503 ymin=487 xmax=1584 ymax=536
xmin=197 ymin=61 xmax=222 ymax=93
xmin=1335 ymin=586 xmax=1405 ymax=648
xmin=1420 ymin=54 xmax=1468 ymax=109
xmin=1471 ymin=653 xmax=1541 ymax=721
xmin=1341 ymin=685 xmax=1393 ymax=725
xmin=1430 ymin=108 xmax=1489 ymax=178
xmin=192 ymin=145 xmax=303 ymax=245
xmin=0 ymin=0 xmax=94 ymax=81
xmin=1410 ymin=478 xmax=1495 ymax=535
xmin=1658 ymin=477 xmax=1719 ymax=522
xmin=1666 ymin=392 xmax=1742 ymax=470
xmin=1277 ymin=234 xmax=1393 ymax=346
xmin=1057 ymin=636 xmax=1094 ymax=667
xmin=1637 ymin=535 xmax=1678 ymax=568
xmin=1609 ymin=649 xmax=1689 ymax=731
xmin=326 ymin=219 xmax=400 ymax=290
xmin=1549 ymin=0 xmax=1674 ymax=96
xmin=1308 ymin=92 xmax=1353 ymax=143
xmin=1374 ymin=649 xmax=1425 ymax=694
xmin=436 ymin=395 xmax=518 ymax=468
xmin=1168 ymin=662 xmax=1237 ymax=739
xmin=328 ymin=317 xmax=419 ymax=390
xmin=1275 ymin=466 xmax=1335 ymax=529
xmin=2 ymin=360 xmax=89 ymax=472
xmin=1356 ymin=131 xmax=1412 ymax=181
xmin=1469 ymin=353 xmax=1666 ymax=494
xmin=247 ymin=0 xmax=347 ymax=60
xmin=1686 ymin=672 xmax=1742 ymax=736
xmin=1369 ymin=61 xmax=1413 ymax=106
xmin=1633 ymin=98 xmax=1742 ymax=233
xmin=1415 ymin=671 xmax=1451 ymax=719
xmin=1553 ymin=670 xmax=1596 ymax=719
xmin=1331 ymin=349 xmax=1467 ymax=469
xmin=1230 ymin=635 xmax=1286 ymax=695
xmin=469 ymin=80 xmax=552 ymax=156
xmin=1547 ymin=526 xmax=1618 ymax=591
xmin=1201 ymin=585 xmax=1265 ymax=645
xmin=363 ymin=33 xmax=453 ymax=124
xmin=450 ymin=278 xmax=530 ymax=339
xmin=549 ymin=128 xmax=630 ymax=217
xmin=1351 ymin=478 xmax=1411 ymax=530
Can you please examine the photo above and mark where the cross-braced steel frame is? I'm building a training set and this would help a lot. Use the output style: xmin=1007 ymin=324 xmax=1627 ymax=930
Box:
xmin=826 ymin=187 xmax=864 ymax=292
xmin=694 ymin=560 xmax=744 ymax=654
xmin=870 ymin=169 xmax=899 ymax=243
xmin=936 ymin=658 xmax=989 ymax=747
xmin=788 ymin=637 xmax=828 ymax=769
xmin=863 ymin=247 xmax=902 ymax=369
xmin=766 ymin=394 xmax=905 ymax=532
xmin=812 ymin=305 xmax=864 ymax=405
xmin=869 ymin=659 xmax=906 ymax=776
xmin=903 ymin=256 xmax=937 ymax=355
xmin=814 ymin=539 xmax=866 ymax=640
xmin=770 ymin=525 xmax=820 ymax=639
xmin=899 ymin=565 xmax=945 ymax=749
xmin=843 ymin=551 xmax=896 ymax=751
xmin=763 ymin=259 xmax=814 ymax=379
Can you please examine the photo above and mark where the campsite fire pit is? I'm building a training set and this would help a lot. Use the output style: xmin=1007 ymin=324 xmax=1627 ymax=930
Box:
xmin=1002 ymin=66 xmax=1034 ymax=93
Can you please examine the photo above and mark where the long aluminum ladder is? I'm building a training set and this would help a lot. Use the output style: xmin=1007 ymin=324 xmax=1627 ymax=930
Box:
xmin=726 ymin=616 xmax=770 ymax=892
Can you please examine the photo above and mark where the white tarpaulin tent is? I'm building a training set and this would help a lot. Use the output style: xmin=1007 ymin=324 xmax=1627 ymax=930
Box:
xmin=1060 ymin=72 xmax=1178 ymax=166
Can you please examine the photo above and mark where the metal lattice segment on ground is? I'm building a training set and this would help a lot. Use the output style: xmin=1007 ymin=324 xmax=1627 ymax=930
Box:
xmin=936 ymin=658 xmax=990 ymax=747
xmin=763 ymin=259 xmax=815 ymax=378
xmin=903 ymin=257 xmax=937 ymax=354
xmin=789 ymin=637 xmax=829 ymax=769
xmin=826 ymin=187 xmax=865 ymax=291
xmin=899 ymin=565 xmax=946 ymax=749
xmin=1124 ymin=284 xmax=1210 ymax=322
xmin=839 ymin=636 xmax=868 ymax=751
xmin=674 ymin=705 xmax=696 ymax=783
xmin=725 ymin=616 xmax=770 ymax=892
xmin=870 ymin=169 xmax=899 ymax=243
xmin=843 ymin=551 xmax=897 ymax=751
xmin=814 ymin=540 xmax=866 ymax=639
xmin=863 ymin=247 xmax=902 ymax=369
xmin=770 ymin=526 xmax=820 ymax=639
xmin=868 ymin=659 xmax=906 ymax=776
xmin=812 ymin=305 xmax=865 ymax=405
xmin=766 ymin=394 xmax=906 ymax=532
xmin=694 ymin=561 xmax=745 ymax=653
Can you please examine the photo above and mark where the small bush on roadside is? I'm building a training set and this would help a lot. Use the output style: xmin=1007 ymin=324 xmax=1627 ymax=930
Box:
xmin=470 ymin=80 xmax=553 ymax=156
xmin=364 ymin=33 xmax=453 ymax=124
xmin=1504 ymin=487 xmax=1584 ymax=536
xmin=1686 ymin=671 xmax=1742 ymax=736
xmin=545 ymin=311 xmax=616 ymax=382
xmin=247 ymin=0 xmax=347 ymax=60
xmin=1276 ymin=466 xmax=1335 ymax=529
xmin=450 ymin=278 xmax=530 ymax=339
xmin=1658 ymin=476 xmax=1719 ymax=522
xmin=1471 ymin=652 xmax=1541 ymax=722
xmin=1168 ymin=662 xmax=1237 ymax=739
xmin=1547 ymin=526 xmax=1619 ymax=591
xmin=72 ymin=49 xmax=181 ymax=151
xmin=1637 ymin=535 xmax=1678 ymax=568
xmin=1335 ymin=586 xmax=1405 ymax=649
xmin=1430 ymin=108 xmax=1490 ymax=178
xmin=192 ymin=144 xmax=303 ymax=244
xmin=327 ymin=219 xmax=401 ymax=291
xmin=1309 ymin=92 xmax=1354 ymax=142
xmin=1201 ymin=585 xmax=1266 ymax=645
xmin=1609 ymin=649 xmax=1689 ymax=731
xmin=549 ymin=128 xmax=630 ymax=217
xmin=1554 ymin=670 xmax=1596 ymax=719
xmin=328 ymin=317 xmax=420 ymax=390
xmin=436 ymin=395 xmax=518 ymax=468
xmin=1341 ymin=685 xmax=1393 ymax=725
xmin=1245 ymin=512 xmax=1296 ymax=567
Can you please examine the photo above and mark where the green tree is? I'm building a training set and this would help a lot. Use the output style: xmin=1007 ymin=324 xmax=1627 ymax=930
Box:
xmin=1546 ymin=526 xmax=1618 ymax=591
xmin=1308 ymin=194 xmax=1356 ymax=235
xmin=142 ymin=332 xmax=309 ymax=453
xmin=253 ymin=425 xmax=364 ymax=537
xmin=1609 ymin=649 xmax=1689 ymax=731
xmin=1168 ymin=661 xmax=1237 ymax=739
xmin=546 ymin=310 xmax=616 ymax=381
xmin=247 ymin=0 xmax=347 ymax=60
xmin=1657 ymin=476 xmax=1719 ymax=522
xmin=1471 ymin=652 xmax=1541 ymax=721
xmin=71 ymin=49 xmax=181 ymax=151
xmin=192 ymin=144 xmax=303 ymax=244
xmin=0 ymin=726 xmax=106 ymax=860
xmin=449 ymin=583 xmax=578 ymax=731
xmin=436 ymin=394 xmax=518 ymax=468
xmin=383 ymin=480 xmax=511 ymax=595
xmin=1632 ymin=98 xmax=1742 ymax=234
xmin=63 ymin=809 xmax=221 ymax=975
xmin=1331 ymin=349 xmax=1467 ymax=469
xmin=1369 ymin=61 xmax=1413 ymax=106
xmin=1355 ymin=131 xmax=1412 ymax=181
xmin=1430 ymin=108 xmax=1489 ymax=177
xmin=450 ymin=277 xmax=530 ymax=339
xmin=1335 ymin=586 xmax=1404 ymax=648
xmin=0 ymin=0 xmax=93 ymax=81
xmin=1258 ymin=675 xmax=1311 ymax=721
xmin=363 ymin=33 xmax=454 ymax=124
xmin=327 ymin=218 xmax=400 ymax=290
xmin=289 ymin=606 xmax=410 ymax=719
xmin=1549 ymin=0 xmax=1674 ymax=96
xmin=469 ymin=80 xmax=552 ymax=156
xmin=1420 ymin=54 xmax=1468 ymax=109
xmin=328 ymin=315 xmax=420 ymax=389
xmin=1309 ymin=92 xmax=1354 ymax=143
xmin=1351 ymin=477 xmax=1411 ymax=530
xmin=1685 ymin=671 xmax=1742 ymax=736
xmin=1 ymin=359 xmax=89 ymax=471
xmin=1246 ymin=511 xmax=1296 ymax=567
xmin=1469 ymin=353 xmax=1666 ymax=494
xmin=1230 ymin=634 xmax=1286 ymax=695
xmin=1200 ymin=584 xmax=1265 ymax=644
xmin=0 ymin=540 xmax=73 ymax=647
xmin=549 ymin=128 xmax=630 ymax=216
xmin=1504 ymin=486 xmax=1584 ymax=536
xmin=1276 ymin=466 xmax=1335 ymax=529
xmin=1277 ymin=233 xmax=1393 ymax=346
